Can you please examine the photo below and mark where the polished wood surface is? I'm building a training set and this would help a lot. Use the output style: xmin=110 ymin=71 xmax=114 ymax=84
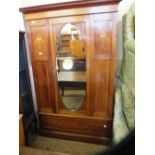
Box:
xmin=20 ymin=0 xmax=121 ymax=13
xmin=24 ymin=0 xmax=119 ymax=144
xmin=39 ymin=114 xmax=112 ymax=137
xmin=27 ymin=19 xmax=55 ymax=113
xmin=19 ymin=114 xmax=25 ymax=146
xmin=39 ymin=129 xmax=111 ymax=145
xmin=23 ymin=5 xmax=118 ymax=20
xmin=34 ymin=63 xmax=52 ymax=109
xmin=89 ymin=13 xmax=115 ymax=118
xmin=27 ymin=19 xmax=49 ymax=61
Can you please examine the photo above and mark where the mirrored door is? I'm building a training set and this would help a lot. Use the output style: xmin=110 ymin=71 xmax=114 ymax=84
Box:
xmin=50 ymin=16 xmax=89 ymax=112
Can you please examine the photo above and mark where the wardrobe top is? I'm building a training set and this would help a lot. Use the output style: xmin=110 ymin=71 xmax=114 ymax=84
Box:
xmin=19 ymin=0 xmax=121 ymax=14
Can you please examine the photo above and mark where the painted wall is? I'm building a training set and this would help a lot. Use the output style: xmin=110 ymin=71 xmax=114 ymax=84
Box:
xmin=20 ymin=0 xmax=78 ymax=7
xmin=19 ymin=12 xmax=25 ymax=31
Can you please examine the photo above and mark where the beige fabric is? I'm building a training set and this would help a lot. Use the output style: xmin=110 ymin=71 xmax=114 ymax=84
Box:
xmin=121 ymin=49 xmax=135 ymax=95
xmin=121 ymin=83 xmax=135 ymax=129
xmin=123 ymin=3 xmax=135 ymax=42
xmin=113 ymin=2 xmax=135 ymax=143
xmin=124 ymin=39 xmax=135 ymax=53
xmin=113 ymin=88 xmax=129 ymax=143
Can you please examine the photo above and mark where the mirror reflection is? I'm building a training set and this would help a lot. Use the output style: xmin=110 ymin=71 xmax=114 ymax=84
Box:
xmin=56 ymin=23 xmax=86 ymax=111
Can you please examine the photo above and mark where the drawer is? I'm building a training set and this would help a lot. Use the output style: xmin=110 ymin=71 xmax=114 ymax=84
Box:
xmin=39 ymin=114 xmax=112 ymax=137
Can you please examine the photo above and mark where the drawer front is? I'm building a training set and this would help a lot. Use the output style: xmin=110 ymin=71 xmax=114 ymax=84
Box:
xmin=39 ymin=114 xmax=112 ymax=137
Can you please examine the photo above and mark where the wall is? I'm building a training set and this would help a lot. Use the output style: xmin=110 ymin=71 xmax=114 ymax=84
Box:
xmin=20 ymin=0 xmax=77 ymax=8
xmin=19 ymin=12 xmax=25 ymax=31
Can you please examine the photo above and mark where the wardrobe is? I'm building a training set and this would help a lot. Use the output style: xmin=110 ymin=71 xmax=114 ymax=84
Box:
xmin=20 ymin=0 xmax=121 ymax=145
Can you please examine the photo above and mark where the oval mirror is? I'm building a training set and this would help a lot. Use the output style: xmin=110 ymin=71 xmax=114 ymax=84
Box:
xmin=56 ymin=23 xmax=86 ymax=111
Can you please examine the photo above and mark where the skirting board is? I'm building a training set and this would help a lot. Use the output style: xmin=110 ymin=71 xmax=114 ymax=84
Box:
xmin=39 ymin=129 xmax=112 ymax=145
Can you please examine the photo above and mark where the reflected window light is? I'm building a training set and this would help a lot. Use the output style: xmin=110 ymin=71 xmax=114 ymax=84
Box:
xmin=31 ymin=20 xmax=36 ymax=24
xmin=62 ymin=59 xmax=73 ymax=70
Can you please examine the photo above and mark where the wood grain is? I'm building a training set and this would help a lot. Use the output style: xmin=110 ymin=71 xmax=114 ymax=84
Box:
xmin=20 ymin=0 xmax=121 ymax=13
xmin=23 ymin=5 xmax=118 ymax=20
xmin=19 ymin=114 xmax=25 ymax=146
xmin=27 ymin=19 xmax=55 ymax=113
xmin=39 ymin=129 xmax=112 ymax=145
xmin=39 ymin=114 xmax=112 ymax=137
xmin=89 ymin=13 xmax=115 ymax=118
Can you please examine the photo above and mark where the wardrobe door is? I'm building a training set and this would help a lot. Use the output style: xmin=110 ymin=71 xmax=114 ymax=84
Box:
xmin=27 ymin=19 xmax=55 ymax=113
xmin=90 ymin=13 xmax=116 ymax=118
xmin=49 ymin=16 xmax=90 ymax=115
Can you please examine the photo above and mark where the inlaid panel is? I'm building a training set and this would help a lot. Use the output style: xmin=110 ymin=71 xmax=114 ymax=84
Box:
xmin=28 ymin=19 xmax=49 ymax=61
xmin=94 ymin=20 xmax=112 ymax=55
xmin=27 ymin=19 xmax=55 ymax=113
xmin=90 ymin=13 xmax=114 ymax=118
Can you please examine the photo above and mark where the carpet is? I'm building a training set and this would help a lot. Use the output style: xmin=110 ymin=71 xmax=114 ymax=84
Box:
xmin=28 ymin=135 xmax=108 ymax=155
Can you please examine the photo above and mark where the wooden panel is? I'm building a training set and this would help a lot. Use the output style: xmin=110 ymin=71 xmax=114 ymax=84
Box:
xmin=39 ymin=114 xmax=112 ymax=137
xmin=39 ymin=129 xmax=112 ymax=145
xmin=94 ymin=20 xmax=112 ymax=55
xmin=27 ymin=19 xmax=49 ymax=61
xmin=90 ymin=13 xmax=114 ymax=118
xmin=27 ymin=19 xmax=56 ymax=113
xmin=93 ymin=60 xmax=110 ymax=117
xmin=34 ymin=62 xmax=53 ymax=112
xmin=23 ymin=5 xmax=118 ymax=20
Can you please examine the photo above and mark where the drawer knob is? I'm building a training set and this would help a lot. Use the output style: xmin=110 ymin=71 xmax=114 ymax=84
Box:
xmin=103 ymin=124 xmax=107 ymax=128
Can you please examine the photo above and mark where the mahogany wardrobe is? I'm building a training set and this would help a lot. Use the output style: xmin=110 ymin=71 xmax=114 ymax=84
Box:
xmin=20 ymin=0 xmax=121 ymax=145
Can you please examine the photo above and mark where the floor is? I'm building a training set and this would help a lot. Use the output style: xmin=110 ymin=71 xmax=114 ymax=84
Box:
xmin=28 ymin=134 xmax=108 ymax=155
